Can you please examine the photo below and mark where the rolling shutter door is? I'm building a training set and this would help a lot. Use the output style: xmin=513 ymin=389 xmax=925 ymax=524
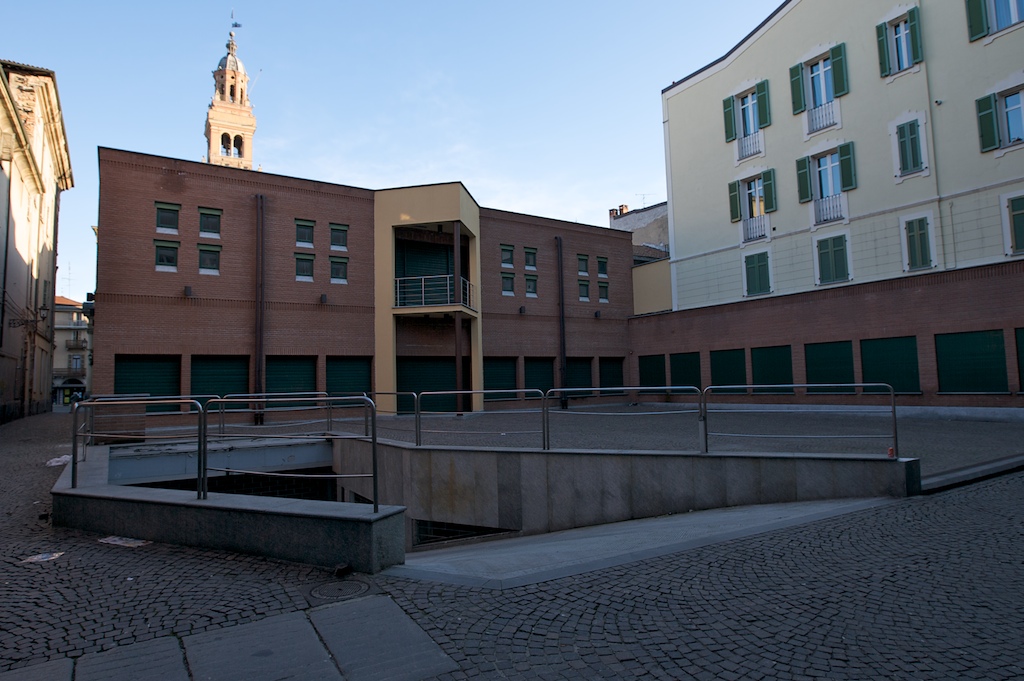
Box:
xmin=397 ymin=357 xmax=457 ymax=412
xmin=326 ymin=357 xmax=372 ymax=395
xmin=265 ymin=356 xmax=317 ymax=395
xmin=191 ymin=355 xmax=249 ymax=403
xmin=114 ymin=354 xmax=181 ymax=412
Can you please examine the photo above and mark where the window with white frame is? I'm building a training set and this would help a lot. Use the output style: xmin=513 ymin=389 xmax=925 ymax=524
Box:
xmin=890 ymin=115 xmax=929 ymax=179
xmin=790 ymin=45 xmax=849 ymax=134
xmin=903 ymin=216 xmax=933 ymax=270
xmin=723 ymin=80 xmax=771 ymax=159
xmin=877 ymin=8 xmax=923 ymax=77
xmin=968 ymin=0 xmax=1024 ymax=39
xmin=744 ymin=250 xmax=771 ymax=296
xmin=797 ymin=143 xmax=856 ymax=225
xmin=729 ymin=169 xmax=777 ymax=242
xmin=1007 ymin=195 xmax=1024 ymax=254
xmin=977 ymin=86 xmax=1024 ymax=153
xmin=815 ymin=233 xmax=850 ymax=285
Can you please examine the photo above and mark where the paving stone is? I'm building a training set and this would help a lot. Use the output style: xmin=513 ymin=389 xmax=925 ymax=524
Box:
xmin=75 ymin=636 xmax=187 ymax=681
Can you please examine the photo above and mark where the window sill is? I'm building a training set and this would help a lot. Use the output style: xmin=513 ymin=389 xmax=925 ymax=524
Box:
xmin=883 ymin=63 xmax=920 ymax=85
xmin=199 ymin=269 xmax=220 ymax=276
xmin=502 ymin=291 xmax=515 ymax=297
xmin=599 ymin=299 xmax=609 ymax=304
xmin=501 ymin=263 xmax=513 ymax=269
xmin=155 ymin=265 xmax=177 ymax=273
xmin=894 ymin=167 xmax=929 ymax=185
xmin=994 ymin=141 xmax=1024 ymax=160
xmin=156 ymin=228 xmax=178 ymax=235
xmin=295 ymin=242 xmax=314 ymax=249
xmin=817 ymin=278 xmax=851 ymax=287
xmin=982 ymin=19 xmax=1024 ymax=45
xmin=331 ymin=245 xmax=348 ymax=252
xmin=526 ymin=292 xmax=538 ymax=298
xmin=295 ymin=275 xmax=313 ymax=282
xmin=579 ymin=297 xmax=590 ymax=302
xmin=525 ymin=265 xmax=537 ymax=271
xmin=199 ymin=231 xmax=221 ymax=239
xmin=331 ymin=278 xmax=348 ymax=285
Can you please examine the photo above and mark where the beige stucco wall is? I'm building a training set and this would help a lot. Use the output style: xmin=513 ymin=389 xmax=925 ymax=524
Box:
xmin=662 ymin=0 xmax=1024 ymax=311
xmin=372 ymin=184 xmax=483 ymax=412
xmin=632 ymin=259 xmax=672 ymax=315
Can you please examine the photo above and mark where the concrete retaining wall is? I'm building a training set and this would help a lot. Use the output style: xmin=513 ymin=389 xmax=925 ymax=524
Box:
xmin=51 ymin=449 xmax=406 ymax=574
xmin=336 ymin=440 xmax=919 ymax=542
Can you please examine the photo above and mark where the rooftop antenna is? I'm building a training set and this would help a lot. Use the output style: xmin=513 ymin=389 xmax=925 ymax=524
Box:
xmin=231 ymin=9 xmax=242 ymax=29
xmin=635 ymin=193 xmax=654 ymax=208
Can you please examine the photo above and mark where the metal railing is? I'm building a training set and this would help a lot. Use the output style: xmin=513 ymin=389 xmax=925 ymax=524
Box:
xmin=808 ymin=100 xmax=835 ymax=132
xmin=737 ymin=130 xmax=762 ymax=159
xmin=743 ymin=215 xmax=767 ymax=241
xmin=65 ymin=338 xmax=88 ymax=349
xmin=699 ymin=383 xmax=897 ymax=457
xmin=394 ymin=275 xmax=476 ymax=310
xmin=814 ymin=194 xmax=844 ymax=224
xmin=414 ymin=389 xmax=545 ymax=446
xmin=69 ymin=394 xmax=380 ymax=512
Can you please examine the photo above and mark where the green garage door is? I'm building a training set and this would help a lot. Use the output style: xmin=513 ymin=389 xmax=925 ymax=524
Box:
xmin=804 ymin=341 xmax=855 ymax=393
xmin=397 ymin=357 xmax=457 ymax=412
xmin=751 ymin=345 xmax=793 ymax=393
xmin=524 ymin=357 xmax=554 ymax=395
xmin=860 ymin=337 xmax=920 ymax=393
xmin=670 ymin=352 xmax=701 ymax=391
xmin=935 ymin=330 xmax=1008 ymax=393
xmin=710 ymin=348 xmax=746 ymax=393
xmin=599 ymin=357 xmax=624 ymax=395
xmin=266 ymin=356 xmax=317 ymax=404
xmin=114 ymin=354 xmax=181 ymax=411
xmin=484 ymin=357 xmax=517 ymax=400
xmin=565 ymin=358 xmax=593 ymax=396
xmin=326 ymin=356 xmax=372 ymax=395
xmin=638 ymin=354 xmax=666 ymax=392
xmin=191 ymin=355 xmax=249 ymax=403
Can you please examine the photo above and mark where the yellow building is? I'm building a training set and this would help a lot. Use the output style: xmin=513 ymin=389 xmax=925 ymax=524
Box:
xmin=51 ymin=295 xmax=91 ymax=405
xmin=0 ymin=60 xmax=74 ymax=422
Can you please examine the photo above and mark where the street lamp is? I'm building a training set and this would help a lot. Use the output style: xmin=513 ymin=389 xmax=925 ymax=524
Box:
xmin=7 ymin=304 xmax=49 ymax=327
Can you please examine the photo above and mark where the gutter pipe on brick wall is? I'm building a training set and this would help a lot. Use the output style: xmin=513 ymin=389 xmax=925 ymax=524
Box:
xmin=254 ymin=194 xmax=266 ymax=406
xmin=555 ymin=235 xmax=568 ymax=409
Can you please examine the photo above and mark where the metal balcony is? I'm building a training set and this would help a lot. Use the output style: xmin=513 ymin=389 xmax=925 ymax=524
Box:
xmin=395 ymin=275 xmax=476 ymax=311
xmin=66 ymin=338 xmax=88 ymax=350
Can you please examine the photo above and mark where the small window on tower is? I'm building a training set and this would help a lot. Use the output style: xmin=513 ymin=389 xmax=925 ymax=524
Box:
xmin=220 ymin=133 xmax=230 ymax=157
xmin=233 ymin=136 xmax=243 ymax=158
xmin=230 ymin=84 xmax=236 ymax=103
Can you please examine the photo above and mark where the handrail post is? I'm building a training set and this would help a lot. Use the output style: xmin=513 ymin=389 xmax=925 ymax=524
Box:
xmin=890 ymin=385 xmax=899 ymax=458
xmin=71 ymin=403 xmax=80 ymax=488
xmin=370 ymin=399 xmax=379 ymax=513
xmin=414 ymin=392 xmax=422 ymax=446
xmin=542 ymin=391 xmax=550 ymax=450
xmin=363 ymin=393 xmax=370 ymax=437
xmin=699 ymin=387 xmax=709 ymax=453
xmin=327 ymin=397 xmax=333 ymax=431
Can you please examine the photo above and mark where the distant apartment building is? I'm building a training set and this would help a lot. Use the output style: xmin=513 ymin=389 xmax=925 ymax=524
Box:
xmin=51 ymin=296 xmax=91 ymax=404
xmin=0 ymin=60 xmax=74 ymax=422
xmin=629 ymin=0 xmax=1024 ymax=404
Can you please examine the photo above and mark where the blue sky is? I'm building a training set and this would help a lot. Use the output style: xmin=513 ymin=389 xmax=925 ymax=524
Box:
xmin=5 ymin=1 xmax=777 ymax=302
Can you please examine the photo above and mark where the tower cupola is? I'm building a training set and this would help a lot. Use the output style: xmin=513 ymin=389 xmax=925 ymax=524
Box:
xmin=205 ymin=31 xmax=256 ymax=170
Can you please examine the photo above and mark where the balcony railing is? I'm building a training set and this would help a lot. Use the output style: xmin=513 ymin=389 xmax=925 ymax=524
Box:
xmin=743 ymin=215 xmax=768 ymax=242
xmin=737 ymin=131 xmax=762 ymax=159
xmin=814 ymin=194 xmax=844 ymax=224
xmin=395 ymin=275 xmax=476 ymax=311
xmin=66 ymin=338 xmax=88 ymax=350
xmin=808 ymin=100 xmax=835 ymax=133
xmin=56 ymin=366 xmax=87 ymax=378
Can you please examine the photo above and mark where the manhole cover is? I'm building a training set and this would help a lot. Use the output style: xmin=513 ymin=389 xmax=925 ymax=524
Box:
xmin=310 ymin=580 xmax=370 ymax=601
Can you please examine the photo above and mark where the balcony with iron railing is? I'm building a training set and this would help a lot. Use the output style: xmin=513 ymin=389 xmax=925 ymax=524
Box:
xmin=737 ymin=130 xmax=763 ymax=160
xmin=814 ymin=194 xmax=844 ymax=225
xmin=807 ymin=100 xmax=836 ymax=133
xmin=743 ymin=215 xmax=768 ymax=242
xmin=395 ymin=275 xmax=476 ymax=311
xmin=66 ymin=338 xmax=88 ymax=350
xmin=56 ymin=365 xmax=87 ymax=378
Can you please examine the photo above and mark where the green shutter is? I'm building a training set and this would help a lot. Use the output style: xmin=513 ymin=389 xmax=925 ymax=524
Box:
xmin=976 ymin=94 xmax=1000 ymax=152
xmin=789 ymin=63 xmax=806 ymax=114
xmin=861 ymin=337 xmax=920 ymax=394
xmin=723 ymin=96 xmax=736 ymax=142
xmin=876 ymin=23 xmax=891 ymax=77
xmin=1010 ymin=197 xmax=1024 ymax=253
xmin=830 ymin=43 xmax=849 ymax=97
xmin=1017 ymin=328 xmax=1024 ymax=393
xmin=266 ymin=356 xmax=317 ymax=397
xmin=396 ymin=357 xmax=457 ymax=412
xmin=838 ymin=142 xmax=857 ymax=191
xmin=599 ymin=357 xmax=624 ymax=395
xmin=756 ymin=80 xmax=771 ymax=128
xmin=728 ymin=181 xmax=742 ymax=222
xmin=805 ymin=341 xmax=855 ymax=393
xmin=906 ymin=218 xmax=931 ymax=269
xmin=897 ymin=121 xmax=922 ymax=174
xmin=818 ymin=236 xmax=848 ymax=284
xmin=565 ymin=357 xmax=593 ymax=395
xmin=745 ymin=252 xmax=770 ymax=296
xmin=966 ymin=0 xmax=990 ymax=41
xmin=796 ymin=156 xmax=813 ymax=203
xmin=114 ymin=354 xmax=181 ymax=412
xmin=908 ymin=6 xmax=923 ymax=64
xmin=751 ymin=345 xmax=793 ymax=393
xmin=935 ymin=330 xmax=1008 ymax=393
xmin=762 ymin=169 xmax=777 ymax=213
xmin=670 ymin=352 xmax=701 ymax=390
xmin=483 ymin=357 xmax=517 ymax=400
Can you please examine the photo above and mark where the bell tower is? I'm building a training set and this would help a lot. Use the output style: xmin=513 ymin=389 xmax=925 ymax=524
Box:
xmin=205 ymin=31 xmax=256 ymax=170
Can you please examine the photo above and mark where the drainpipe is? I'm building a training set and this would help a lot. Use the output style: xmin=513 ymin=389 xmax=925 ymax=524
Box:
xmin=254 ymin=195 xmax=265 ymax=419
xmin=555 ymin=236 xmax=567 ymax=409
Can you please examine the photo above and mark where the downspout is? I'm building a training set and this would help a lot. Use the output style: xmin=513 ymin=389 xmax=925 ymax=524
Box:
xmin=254 ymin=194 xmax=265 ymax=399
xmin=0 ymin=151 xmax=13 ymax=347
xmin=555 ymin=236 xmax=567 ymax=409
xmin=453 ymin=221 xmax=463 ymax=412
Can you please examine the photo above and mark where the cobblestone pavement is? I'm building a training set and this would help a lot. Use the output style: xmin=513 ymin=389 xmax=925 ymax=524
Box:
xmin=379 ymin=472 xmax=1024 ymax=680
xmin=3 ymin=411 xmax=1023 ymax=678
